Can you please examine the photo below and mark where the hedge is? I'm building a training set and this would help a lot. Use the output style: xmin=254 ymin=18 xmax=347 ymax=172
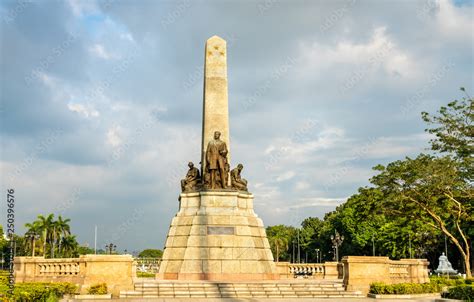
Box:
xmin=0 ymin=274 xmax=77 ymax=302
xmin=1 ymin=282 xmax=77 ymax=302
xmin=430 ymin=275 xmax=466 ymax=287
xmin=442 ymin=284 xmax=474 ymax=301
xmin=370 ymin=282 xmax=440 ymax=295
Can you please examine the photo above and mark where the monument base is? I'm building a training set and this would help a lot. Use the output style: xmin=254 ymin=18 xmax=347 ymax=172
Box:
xmin=157 ymin=191 xmax=278 ymax=280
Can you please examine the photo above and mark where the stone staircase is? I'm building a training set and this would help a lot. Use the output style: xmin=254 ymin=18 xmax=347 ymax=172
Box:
xmin=120 ymin=279 xmax=364 ymax=298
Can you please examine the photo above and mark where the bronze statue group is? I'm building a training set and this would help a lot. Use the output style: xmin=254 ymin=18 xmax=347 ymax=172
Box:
xmin=181 ymin=131 xmax=248 ymax=192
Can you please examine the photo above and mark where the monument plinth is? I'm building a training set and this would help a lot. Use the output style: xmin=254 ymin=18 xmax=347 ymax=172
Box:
xmin=157 ymin=191 xmax=278 ymax=280
xmin=158 ymin=36 xmax=278 ymax=280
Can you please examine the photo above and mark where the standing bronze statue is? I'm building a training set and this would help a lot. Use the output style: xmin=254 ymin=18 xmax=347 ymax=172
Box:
xmin=230 ymin=163 xmax=248 ymax=191
xmin=205 ymin=131 xmax=228 ymax=189
xmin=181 ymin=162 xmax=201 ymax=192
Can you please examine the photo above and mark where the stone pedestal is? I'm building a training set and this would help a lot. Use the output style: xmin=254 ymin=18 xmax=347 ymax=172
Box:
xmin=157 ymin=191 xmax=278 ymax=280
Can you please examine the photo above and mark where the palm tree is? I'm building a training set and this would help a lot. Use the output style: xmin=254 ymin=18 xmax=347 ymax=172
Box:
xmin=24 ymin=221 xmax=41 ymax=256
xmin=36 ymin=214 xmax=55 ymax=257
xmin=55 ymin=215 xmax=71 ymax=257
xmin=270 ymin=236 xmax=289 ymax=263
xmin=60 ymin=235 xmax=79 ymax=258
xmin=56 ymin=216 xmax=71 ymax=237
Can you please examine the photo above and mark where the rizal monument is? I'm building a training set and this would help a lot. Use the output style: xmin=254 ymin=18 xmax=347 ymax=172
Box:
xmin=157 ymin=35 xmax=278 ymax=280
xmin=12 ymin=36 xmax=430 ymax=299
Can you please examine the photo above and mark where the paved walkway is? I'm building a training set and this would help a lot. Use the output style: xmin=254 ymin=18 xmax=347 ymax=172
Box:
xmin=65 ymin=296 xmax=443 ymax=302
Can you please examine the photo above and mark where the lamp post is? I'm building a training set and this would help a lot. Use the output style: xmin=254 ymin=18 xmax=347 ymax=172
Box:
xmin=292 ymin=240 xmax=296 ymax=263
xmin=315 ymin=248 xmax=320 ymax=263
xmin=372 ymin=234 xmax=375 ymax=256
xmin=409 ymin=233 xmax=412 ymax=259
xmin=330 ymin=230 xmax=344 ymax=262
xmin=105 ymin=243 xmax=116 ymax=255
xmin=297 ymin=229 xmax=301 ymax=263
xmin=25 ymin=231 xmax=40 ymax=257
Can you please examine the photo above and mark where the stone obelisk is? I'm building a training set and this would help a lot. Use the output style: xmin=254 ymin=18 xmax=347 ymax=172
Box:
xmin=157 ymin=36 xmax=278 ymax=281
xmin=201 ymin=36 xmax=230 ymax=178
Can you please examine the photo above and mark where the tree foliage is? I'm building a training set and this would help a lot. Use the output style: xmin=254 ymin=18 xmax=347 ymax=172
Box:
xmin=23 ymin=214 xmax=78 ymax=258
xmin=266 ymin=90 xmax=473 ymax=276
xmin=138 ymin=249 xmax=163 ymax=258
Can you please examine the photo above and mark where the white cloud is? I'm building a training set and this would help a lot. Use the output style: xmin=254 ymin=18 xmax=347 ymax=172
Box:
xmin=253 ymin=185 xmax=282 ymax=204
xmin=89 ymin=44 xmax=119 ymax=60
xmin=67 ymin=0 xmax=99 ymax=17
xmin=435 ymin=0 xmax=474 ymax=41
xmin=106 ymin=125 xmax=123 ymax=147
xmin=300 ymin=26 xmax=419 ymax=79
xmin=120 ymin=33 xmax=135 ymax=43
xmin=358 ymin=133 xmax=432 ymax=159
xmin=37 ymin=72 xmax=55 ymax=87
xmin=293 ymin=197 xmax=348 ymax=208
xmin=264 ymin=125 xmax=346 ymax=168
xmin=275 ymin=170 xmax=296 ymax=182
xmin=295 ymin=181 xmax=310 ymax=190
xmin=67 ymin=103 xmax=100 ymax=118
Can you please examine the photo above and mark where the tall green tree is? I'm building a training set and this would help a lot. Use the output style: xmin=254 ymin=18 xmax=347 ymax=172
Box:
xmin=55 ymin=215 xmax=71 ymax=256
xmin=24 ymin=214 xmax=77 ymax=258
xmin=266 ymin=225 xmax=295 ymax=262
xmin=36 ymin=214 xmax=55 ymax=256
xmin=422 ymin=89 xmax=473 ymax=178
xmin=25 ymin=220 xmax=42 ymax=256
xmin=269 ymin=236 xmax=288 ymax=262
xmin=371 ymin=154 xmax=472 ymax=277
xmin=59 ymin=235 xmax=79 ymax=258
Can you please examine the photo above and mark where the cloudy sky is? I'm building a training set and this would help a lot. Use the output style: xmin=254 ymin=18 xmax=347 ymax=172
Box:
xmin=1 ymin=0 xmax=472 ymax=253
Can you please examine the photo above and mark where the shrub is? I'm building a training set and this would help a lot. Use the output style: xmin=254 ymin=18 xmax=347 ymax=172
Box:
xmin=370 ymin=282 xmax=386 ymax=294
xmin=430 ymin=275 xmax=466 ymax=287
xmin=0 ymin=282 xmax=77 ymax=302
xmin=87 ymin=283 xmax=107 ymax=295
xmin=442 ymin=284 xmax=474 ymax=301
xmin=137 ymin=272 xmax=155 ymax=278
xmin=369 ymin=282 xmax=438 ymax=295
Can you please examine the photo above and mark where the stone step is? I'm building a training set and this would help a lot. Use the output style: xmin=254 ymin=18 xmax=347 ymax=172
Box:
xmin=124 ymin=281 xmax=365 ymax=298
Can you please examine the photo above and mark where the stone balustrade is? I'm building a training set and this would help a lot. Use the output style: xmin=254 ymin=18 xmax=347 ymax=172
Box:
xmin=289 ymin=263 xmax=325 ymax=277
xmin=135 ymin=257 xmax=161 ymax=273
xmin=14 ymin=255 xmax=429 ymax=297
xmin=275 ymin=261 xmax=341 ymax=279
xmin=14 ymin=255 xmax=135 ymax=296
xmin=37 ymin=261 xmax=81 ymax=276
xmin=342 ymin=256 xmax=429 ymax=294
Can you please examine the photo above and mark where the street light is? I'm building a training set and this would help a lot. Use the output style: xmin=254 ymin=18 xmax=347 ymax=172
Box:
xmin=372 ymin=234 xmax=375 ymax=256
xmin=105 ymin=243 xmax=116 ymax=255
xmin=330 ymin=230 xmax=344 ymax=262
xmin=25 ymin=231 xmax=40 ymax=257
xmin=292 ymin=240 xmax=296 ymax=263
xmin=315 ymin=248 xmax=320 ymax=263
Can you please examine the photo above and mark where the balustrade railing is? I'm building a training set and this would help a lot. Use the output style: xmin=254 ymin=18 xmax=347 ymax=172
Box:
xmin=135 ymin=257 xmax=161 ymax=273
xmin=389 ymin=264 xmax=409 ymax=276
xmin=288 ymin=263 xmax=325 ymax=278
xmin=34 ymin=260 xmax=81 ymax=276
xmin=276 ymin=262 xmax=328 ymax=279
